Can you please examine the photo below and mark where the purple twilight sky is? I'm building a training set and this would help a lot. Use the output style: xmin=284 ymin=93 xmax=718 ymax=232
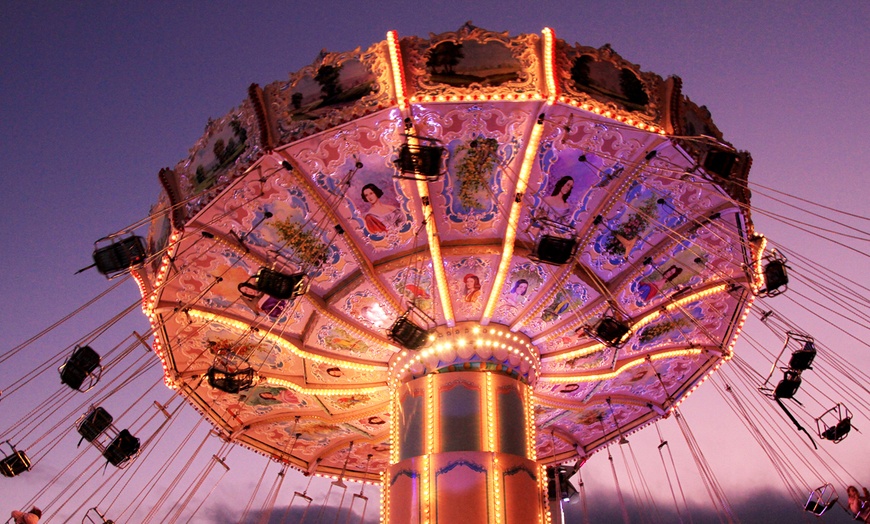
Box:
xmin=1 ymin=2 xmax=868 ymax=523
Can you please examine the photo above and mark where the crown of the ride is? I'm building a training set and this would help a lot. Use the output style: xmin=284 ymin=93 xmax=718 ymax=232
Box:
xmin=127 ymin=24 xmax=758 ymax=492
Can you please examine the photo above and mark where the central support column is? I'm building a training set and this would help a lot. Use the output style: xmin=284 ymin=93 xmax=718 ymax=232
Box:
xmin=383 ymin=324 xmax=547 ymax=524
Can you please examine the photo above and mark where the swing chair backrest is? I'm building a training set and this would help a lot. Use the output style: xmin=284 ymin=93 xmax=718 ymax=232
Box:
xmin=76 ymin=406 xmax=114 ymax=444
xmin=206 ymin=366 xmax=256 ymax=393
xmin=92 ymin=235 xmax=147 ymax=278
xmin=0 ymin=443 xmax=31 ymax=478
xmin=60 ymin=345 xmax=102 ymax=392
xmin=394 ymin=142 xmax=445 ymax=181
xmin=531 ymin=235 xmax=578 ymax=266
xmin=804 ymin=484 xmax=838 ymax=515
xmin=102 ymin=429 xmax=140 ymax=468
xmin=788 ymin=340 xmax=816 ymax=371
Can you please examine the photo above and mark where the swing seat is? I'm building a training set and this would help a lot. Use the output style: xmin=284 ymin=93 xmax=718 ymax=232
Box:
xmin=804 ymin=484 xmax=838 ymax=515
xmin=206 ymin=366 xmax=256 ymax=393
xmin=821 ymin=417 xmax=851 ymax=441
xmin=773 ymin=371 xmax=801 ymax=399
xmin=93 ymin=235 xmax=147 ymax=278
xmin=788 ymin=340 xmax=816 ymax=371
xmin=102 ymin=429 xmax=140 ymax=468
xmin=760 ymin=257 xmax=788 ymax=296
xmin=584 ymin=315 xmax=631 ymax=348
xmin=389 ymin=314 xmax=431 ymax=350
xmin=394 ymin=143 xmax=444 ymax=181
xmin=239 ymin=268 xmax=308 ymax=300
xmin=77 ymin=407 xmax=114 ymax=443
xmin=60 ymin=345 xmax=102 ymax=392
xmin=0 ymin=447 xmax=31 ymax=477
xmin=531 ymin=235 xmax=577 ymax=265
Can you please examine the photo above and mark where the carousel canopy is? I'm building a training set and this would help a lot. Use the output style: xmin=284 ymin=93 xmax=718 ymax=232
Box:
xmin=137 ymin=24 xmax=756 ymax=481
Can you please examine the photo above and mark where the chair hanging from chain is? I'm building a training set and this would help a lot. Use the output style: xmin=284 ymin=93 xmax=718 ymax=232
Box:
xmin=82 ymin=507 xmax=115 ymax=524
xmin=787 ymin=334 xmax=816 ymax=371
xmin=102 ymin=428 xmax=141 ymax=468
xmin=388 ymin=305 xmax=435 ymax=350
xmin=804 ymin=483 xmax=838 ymax=515
xmin=581 ymin=309 xmax=632 ymax=349
xmin=389 ymin=221 xmax=436 ymax=351
xmin=238 ymin=267 xmax=309 ymax=301
xmin=757 ymin=249 xmax=789 ymax=297
xmin=393 ymin=135 xmax=445 ymax=181
xmin=206 ymin=366 xmax=256 ymax=394
xmin=76 ymin=406 xmax=113 ymax=446
xmin=344 ymin=454 xmax=373 ymax=524
xmin=73 ymin=406 xmax=140 ymax=468
xmin=91 ymin=234 xmax=148 ymax=278
xmin=284 ymin=459 xmax=320 ymax=524
xmin=315 ymin=441 xmax=354 ymax=524
xmin=59 ymin=345 xmax=103 ymax=392
xmin=817 ymin=403 xmax=853 ymax=443
xmin=531 ymin=233 xmax=578 ymax=266
xmin=0 ymin=440 xmax=32 ymax=478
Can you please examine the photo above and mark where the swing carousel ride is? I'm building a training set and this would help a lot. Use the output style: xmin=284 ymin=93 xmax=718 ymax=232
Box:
xmin=3 ymin=24 xmax=868 ymax=524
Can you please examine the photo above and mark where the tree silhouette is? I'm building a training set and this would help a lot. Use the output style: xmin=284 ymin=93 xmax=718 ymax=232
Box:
xmin=570 ymin=55 xmax=592 ymax=88
xmin=619 ymin=68 xmax=649 ymax=106
xmin=315 ymin=64 xmax=343 ymax=104
xmin=426 ymin=41 xmax=464 ymax=74
xmin=213 ymin=138 xmax=226 ymax=163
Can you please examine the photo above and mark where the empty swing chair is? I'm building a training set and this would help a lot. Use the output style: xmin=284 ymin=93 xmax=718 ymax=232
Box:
xmin=804 ymin=483 xmax=838 ymax=516
xmin=529 ymin=202 xmax=579 ymax=266
xmin=82 ymin=507 xmax=115 ymax=524
xmin=343 ymin=453 xmax=373 ymax=524
xmin=238 ymin=267 xmax=309 ymax=302
xmin=205 ymin=365 xmax=256 ymax=394
xmin=817 ymin=403 xmax=854 ymax=443
xmin=757 ymin=249 xmax=789 ymax=297
xmin=284 ymin=458 xmax=320 ymax=524
xmin=393 ymin=132 xmax=446 ymax=182
xmin=388 ymin=305 xmax=435 ymax=351
xmin=88 ymin=234 xmax=148 ymax=278
xmin=0 ymin=440 xmax=32 ymax=478
xmin=59 ymin=344 xmax=103 ymax=392
xmin=315 ymin=441 xmax=355 ymax=524
xmin=74 ymin=406 xmax=141 ymax=469
xmin=580 ymin=308 xmax=632 ymax=349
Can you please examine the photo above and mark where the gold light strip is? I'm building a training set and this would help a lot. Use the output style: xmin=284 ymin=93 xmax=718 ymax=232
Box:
xmin=539 ymin=347 xmax=705 ymax=383
xmin=632 ymin=283 xmax=730 ymax=332
xmin=752 ymin=234 xmax=767 ymax=292
xmin=526 ymin=386 xmax=536 ymax=460
xmin=390 ymin=386 xmax=399 ymax=464
xmin=493 ymin=454 xmax=503 ymax=522
xmin=482 ymin=116 xmax=545 ymax=321
xmin=262 ymin=377 xmax=386 ymax=396
xmin=544 ymin=283 xmax=729 ymax=362
xmin=419 ymin=189 xmax=454 ymax=325
xmin=542 ymin=28 xmax=558 ymax=104
xmin=486 ymin=372 xmax=496 ymax=452
xmin=386 ymin=30 xmax=407 ymax=110
xmin=186 ymin=309 xmax=386 ymax=372
xmin=540 ymin=462 xmax=551 ymax=524
xmin=426 ymin=374 xmax=435 ymax=455
xmin=381 ymin=470 xmax=390 ymax=523
xmin=422 ymin=453 xmax=431 ymax=524
xmin=541 ymin=341 xmax=605 ymax=363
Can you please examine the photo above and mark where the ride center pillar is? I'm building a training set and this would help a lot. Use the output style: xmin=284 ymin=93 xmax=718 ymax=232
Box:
xmin=383 ymin=324 xmax=547 ymax=524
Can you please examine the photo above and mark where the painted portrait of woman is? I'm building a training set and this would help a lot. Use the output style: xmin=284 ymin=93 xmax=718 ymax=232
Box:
xmin=463 ymin=273 xmax=481 ymax=302
xmin=542 ymin=175 xmax=574 ymax=223
xmin=361 ymin=183 xmax=404 ymax=234
xmin=505 ymin=278 xmax=529 ymax=307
